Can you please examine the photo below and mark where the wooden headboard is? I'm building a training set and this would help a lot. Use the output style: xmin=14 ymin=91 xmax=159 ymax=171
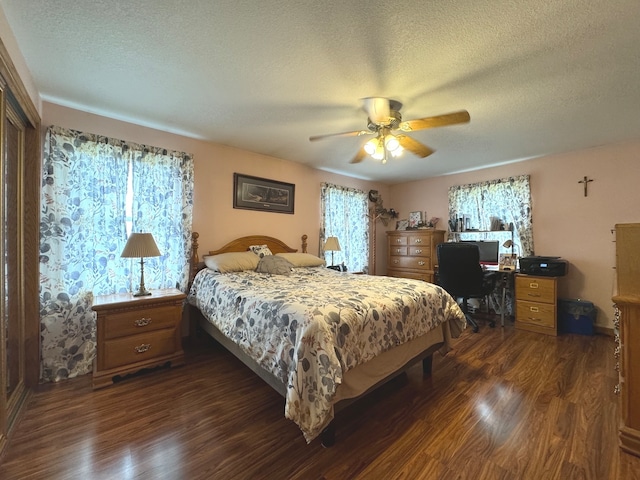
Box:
xmin=189 ymin=233 xmax=308 ymax=285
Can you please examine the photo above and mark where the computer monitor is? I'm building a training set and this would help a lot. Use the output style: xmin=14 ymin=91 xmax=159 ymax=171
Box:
xmin=461 ymin=240 xmax=499 ymax=264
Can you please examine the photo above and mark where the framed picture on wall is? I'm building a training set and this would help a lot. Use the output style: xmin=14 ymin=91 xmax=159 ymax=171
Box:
xmin=233 ymin=173 xmax=295 ymax=214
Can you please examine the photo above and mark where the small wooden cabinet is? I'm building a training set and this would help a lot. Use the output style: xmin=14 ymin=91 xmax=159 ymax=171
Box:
xmin=386 ymin=230 xmax=445 ymax=283
xmin=613 ymin=223 xmax=640 ymax=457
xmin=92 ymin=288 xmax=186 ymax=389
xmin=515 ymin=274 xmax=558 ymax=336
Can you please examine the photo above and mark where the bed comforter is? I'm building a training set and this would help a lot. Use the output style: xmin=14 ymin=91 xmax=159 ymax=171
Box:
xmin=188 ymin=266 xmax=465 ymax=442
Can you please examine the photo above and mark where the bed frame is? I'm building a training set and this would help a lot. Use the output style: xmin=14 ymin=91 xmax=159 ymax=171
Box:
xmin=187 ymin=232 xmax=444 ymax=446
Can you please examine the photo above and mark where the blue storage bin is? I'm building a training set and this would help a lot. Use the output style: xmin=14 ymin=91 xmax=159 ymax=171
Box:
xmin=558 ymin=298 xmax=596 ymax=335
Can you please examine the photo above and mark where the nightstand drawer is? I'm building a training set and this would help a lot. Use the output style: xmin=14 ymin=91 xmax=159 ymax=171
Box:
xmin=515 ymin=275 xmax=556 ymax=304
xmin=389 ymin=256 xmax=431 ymax=271
xmin=103 ymin=305 xmax=178 ymax=339
xmin=103 ymin=329 xmax=177 ymax=370
xmin=516 ymin=300 xmax=556 ymax=328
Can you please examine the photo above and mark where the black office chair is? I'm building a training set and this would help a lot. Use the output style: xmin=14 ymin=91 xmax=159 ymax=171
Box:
xmin=436 ymin=242 xmax=497 ymax=333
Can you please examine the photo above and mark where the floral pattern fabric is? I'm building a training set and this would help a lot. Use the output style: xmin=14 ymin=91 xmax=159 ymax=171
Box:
xmin=40 ymin=126 xmax=194 ymax=382
xmin=188 ymin=266 xmax=466 ymax=442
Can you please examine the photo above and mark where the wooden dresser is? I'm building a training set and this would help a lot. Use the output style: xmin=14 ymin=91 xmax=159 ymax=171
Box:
xmin=386 ymin=230 xmax=445 ymax=283
xmin=92 ymin=288 xmax=186 ymax=389
xmin=515 ymin=274 xmax=558 ymax=336
xmin=613 ymin=223 xmax=640 ymax=457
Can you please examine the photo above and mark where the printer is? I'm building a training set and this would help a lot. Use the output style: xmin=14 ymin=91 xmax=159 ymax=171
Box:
xmin=519 ymin=256 xmax=568 ymax=277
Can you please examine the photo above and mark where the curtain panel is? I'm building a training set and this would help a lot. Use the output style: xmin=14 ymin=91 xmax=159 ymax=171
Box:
xmin=320 ymin=183 xmax=369 ymax=273
xmin=40 ymin=126 xmax=194 ymax=382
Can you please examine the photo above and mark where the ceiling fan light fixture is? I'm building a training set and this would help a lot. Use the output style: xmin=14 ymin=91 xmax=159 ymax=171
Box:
xmin=390 ymin=145 xmax=404 ymax=158
xmin=385 ymin=134 xmax=400 ymax=152
xmin=364 ymin=138 xmax=377 ymax=155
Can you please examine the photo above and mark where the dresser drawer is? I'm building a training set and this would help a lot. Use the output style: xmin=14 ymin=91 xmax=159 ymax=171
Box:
xmin=103 ymin=305 xmax=179 ymax=339
xmin=389 ymin=236 xmax=407 ymax=246
xmin=103 ymin=329 xmax=177 ymax=370
xmin=407 ymin=235 xmax=431 ymax=247
xmin=515 ymin=275 xmax=556 ymax=304
xmin=390 ymin=246 xmax=408 ymax=256
xmin=408 ymin=246 xmax=430 ymax=257
xmin=516 ymin=300 xmax=556 ymax=328
xmin=387 ymin=269 xmax=433 ymax=283
xmin=389 ymin=256 xmax=431 ymax=271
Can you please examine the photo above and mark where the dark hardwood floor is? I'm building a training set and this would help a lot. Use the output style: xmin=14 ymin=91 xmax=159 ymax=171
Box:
xmin=1 ymin=320 xmax=639 ymax=480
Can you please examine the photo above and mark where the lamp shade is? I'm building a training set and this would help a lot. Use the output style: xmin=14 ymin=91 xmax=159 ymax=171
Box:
xmin=324 ymin=236 xmax=341 ymax=252
xmin=121 ymin=233 xmax=161 ymax=258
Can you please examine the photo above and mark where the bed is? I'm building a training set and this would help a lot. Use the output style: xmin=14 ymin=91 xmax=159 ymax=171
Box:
xmin=187 ymin=233 xmax=466 ymax=445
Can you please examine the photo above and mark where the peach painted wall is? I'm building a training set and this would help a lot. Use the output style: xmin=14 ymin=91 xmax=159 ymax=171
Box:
xmin=42 ymin=102 xmax=389 ymax=265
xmin=388 ymin=140 xmax=640 ymax=329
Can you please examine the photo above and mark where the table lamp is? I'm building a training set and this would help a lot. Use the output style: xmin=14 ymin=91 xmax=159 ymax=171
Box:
xmin=323 ymin=236 xmax=341 ymax=267
xmin=121 ymin=232 xmax=161 ymax=296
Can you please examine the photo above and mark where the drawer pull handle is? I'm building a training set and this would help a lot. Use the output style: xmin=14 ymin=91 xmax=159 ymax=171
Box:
xmin=134 ymin=317 xmax=152 ymax=327
xmin=396 ymin=239 xmax=402 ymax=243
xmin=414 ymin=239 xmax=422 ymax=244
xmin=529 ymin=283 xmax=539 ymax=289
xmin=393 ymin=259 xmax=399 ymax=264
xmin=529 ymin=306 xmax=539 ymax=313
xmin=415 ymin=249 xmax=422 ymax=254
xmin=134 ymin=344 xmax=151 ymax=354
xmin=418 ymin=261 xmax=426 ymax=266
xmin=396 ymin=248 xmax=402 ymax=253
xmin=527 ymin=293 xmax=541 ymax=297
xmin=527 ymin=317 xmax=542 ymax=322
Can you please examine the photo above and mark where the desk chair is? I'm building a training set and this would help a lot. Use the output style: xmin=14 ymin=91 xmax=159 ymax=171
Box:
xmin=436 ymin=242 xmax=497 ymax=333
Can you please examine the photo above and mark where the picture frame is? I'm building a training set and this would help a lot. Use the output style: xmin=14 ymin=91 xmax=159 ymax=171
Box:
xmin=396 ymin=219 xmax=409 ymax=230
xmin=233 ymin=173 xmax=295 ymax=214
xmin=499 ymin=253 xmax=518 ymax=271
xmin=408 ymin=211 xmax=422 ymax=228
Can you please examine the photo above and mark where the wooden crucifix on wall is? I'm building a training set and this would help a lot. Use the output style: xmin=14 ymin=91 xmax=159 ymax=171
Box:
xmin=578 ymin=176 xmax=594 ymax=197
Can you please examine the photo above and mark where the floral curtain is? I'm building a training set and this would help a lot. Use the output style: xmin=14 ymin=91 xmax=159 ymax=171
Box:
xmin=448 ymin=175 xmax=533 ymax=256
xmin=39 ymin=126 xmax=194 ymax=382
xmin=320 ymin=183 xmax=369 ymax=273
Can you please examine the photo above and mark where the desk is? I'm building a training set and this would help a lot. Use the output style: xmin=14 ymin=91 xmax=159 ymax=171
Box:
xmin=483 ymin=265 xmax=518 ymax=327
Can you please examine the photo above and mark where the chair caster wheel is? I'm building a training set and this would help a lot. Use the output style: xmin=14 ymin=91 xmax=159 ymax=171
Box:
xmin=489 ymin=321 xmax=496 ymax=328
xmin=472 ymin=325 xmax=479 ymax=333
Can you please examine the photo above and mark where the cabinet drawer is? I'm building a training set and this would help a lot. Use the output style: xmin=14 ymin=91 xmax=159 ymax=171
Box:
xmin=389 ymin=256 xmax=431 ymax=271
xmin=408 ymin=246 xmax=430 ymax=257
xmin=103 ymin=305 xmax=179 ymax=339
xmin=390 ymin=246 xmax=408 ymax=256
xmin=516 ymin=300 xmax=556 ymax=328
xmin=387 ymin=269 xmax=433 ymax=283
xmin=408 ymin=235 xmax=431 ymax=247
xmin=515 ymin=275 xmax=556 ymax=304
xmin=389 ymin=236 xmax=407 ymax=246
xmin=103 ymin=329 xmax=177 ymax=370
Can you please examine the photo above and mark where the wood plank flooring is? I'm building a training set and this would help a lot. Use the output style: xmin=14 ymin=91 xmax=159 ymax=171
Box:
xmin=1 ymin=321 xmax=640 ymax=479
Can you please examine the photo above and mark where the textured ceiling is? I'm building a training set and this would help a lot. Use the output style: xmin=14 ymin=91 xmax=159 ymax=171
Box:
xmin=2 ymin=0 xmax=639 ymax=183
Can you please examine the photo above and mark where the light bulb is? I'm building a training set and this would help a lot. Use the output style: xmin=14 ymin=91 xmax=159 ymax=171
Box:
xmin=364 ymin=138 xmax=377 ymax=155
xmin=385 ymin=135 xmax=400 ymax=152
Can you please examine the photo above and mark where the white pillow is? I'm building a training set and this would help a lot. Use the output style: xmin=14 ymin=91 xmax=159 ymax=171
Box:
xmin=275 ymin=252 xmax=325 ymax=267
xmin=248 ymin=244 xmax=273 ymax=258
xmin=204 ymin=251 xmax=259 ymax=273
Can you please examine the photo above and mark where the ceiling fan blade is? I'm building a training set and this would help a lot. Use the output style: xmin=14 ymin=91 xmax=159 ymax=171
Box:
xmin=309 ymin=130 xmax=372 ymax=142
xmin=399 ymin=110 xmax=470 ymax=132
xmin=398 ymin=135 xmax=435 ymax=158
xmin=362 ymin=97 xmax=391 ymax=124
xmin=350 ymin=146 xmax=368 ymax=164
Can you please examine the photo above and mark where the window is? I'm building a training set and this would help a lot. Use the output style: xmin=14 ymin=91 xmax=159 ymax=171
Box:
xmin=39 ymin=126 xmax=194 ymax=381
xmin=320 ymin=183 xmax=369 ymax=273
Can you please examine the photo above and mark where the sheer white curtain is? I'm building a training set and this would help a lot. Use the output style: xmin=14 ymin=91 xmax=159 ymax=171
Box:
xmin=320 ymin=183 xmax=369 ymax=273
xmin=40 ymin=126 xmax=194 ymax=382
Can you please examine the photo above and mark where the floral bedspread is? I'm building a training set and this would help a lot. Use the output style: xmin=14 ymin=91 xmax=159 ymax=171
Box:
xmin=188 ymin=266 xmax=465 ymax=442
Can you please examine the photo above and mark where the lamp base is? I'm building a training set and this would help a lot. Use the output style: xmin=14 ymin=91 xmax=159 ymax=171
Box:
xmin=133 ymin=289 xmax=152 ymax=297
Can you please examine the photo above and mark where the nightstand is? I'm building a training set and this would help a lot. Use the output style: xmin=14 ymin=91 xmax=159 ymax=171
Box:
xmin=515 ymin=274 xmax=558 ymax=336
xmin=92 ymin=288 xmax=186 ymax=389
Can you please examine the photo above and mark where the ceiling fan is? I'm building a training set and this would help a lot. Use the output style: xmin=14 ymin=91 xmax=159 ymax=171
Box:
xmin=309 ymin=97 xmax=470 ymax=164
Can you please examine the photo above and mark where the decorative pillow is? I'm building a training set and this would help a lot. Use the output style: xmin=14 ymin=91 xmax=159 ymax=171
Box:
xmin=248 ymin=244 xmax=273 ymax=258
xmin=204 ymin=251 xmax=259 ymax=273
xmin=255 ymin=255 xmax=294 ymax=276
xmin=275 ymin=252 xmax=325 ymax=267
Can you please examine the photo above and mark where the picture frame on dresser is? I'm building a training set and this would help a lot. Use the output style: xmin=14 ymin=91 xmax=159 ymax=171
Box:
xmin=408 ymin=211 xmax=422 ymax=228
xmin=233 ymin=173 xmax=295 ymax=214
